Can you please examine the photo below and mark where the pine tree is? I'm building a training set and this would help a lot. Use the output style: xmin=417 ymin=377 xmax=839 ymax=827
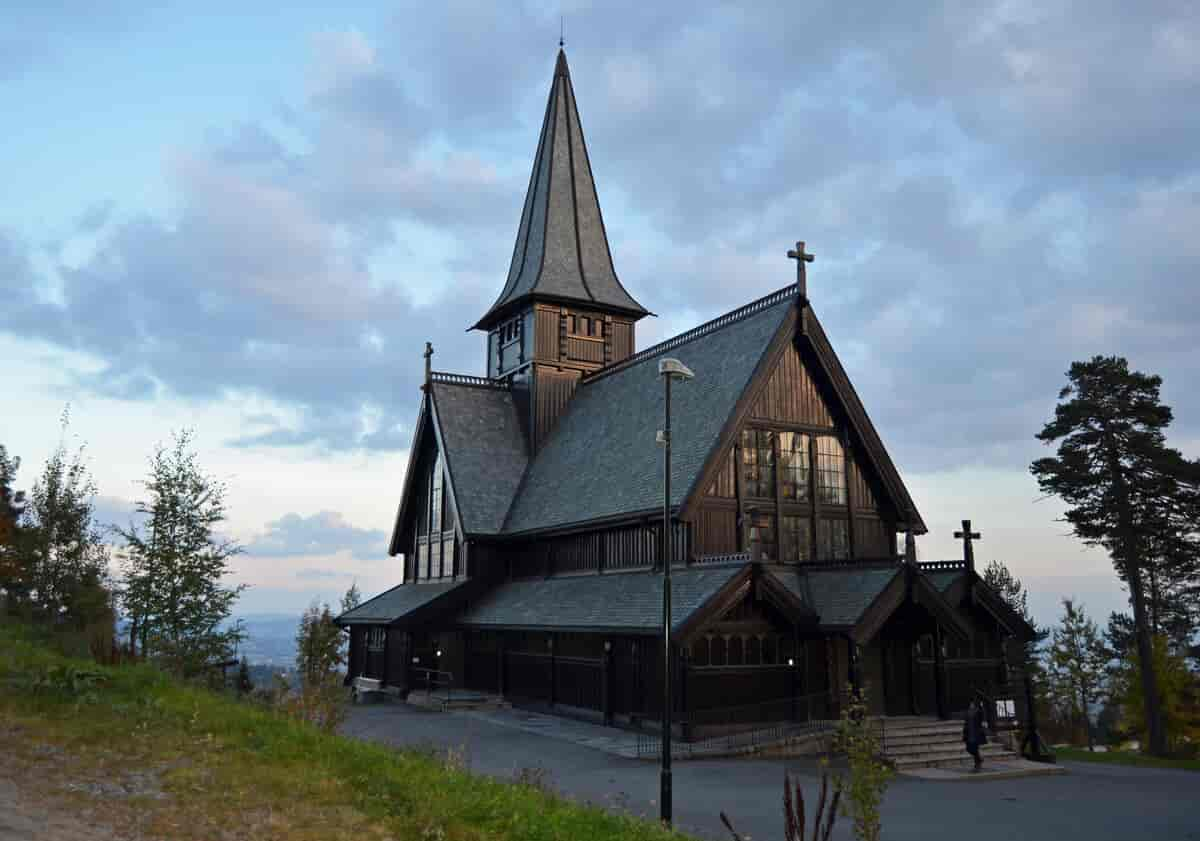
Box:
xmin=118 ymin=430 xmax=245 ymax=675
xmin=1032 ymin=355 xmax=1200 ymax=756
xmin=1046 ymin=599 xmax=1108 ymax=750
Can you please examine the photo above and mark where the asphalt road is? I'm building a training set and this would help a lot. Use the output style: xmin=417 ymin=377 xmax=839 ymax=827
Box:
xmin=342 ymin=703 xmax=1200 ymax=841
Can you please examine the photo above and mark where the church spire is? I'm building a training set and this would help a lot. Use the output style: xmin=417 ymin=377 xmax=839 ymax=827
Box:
xmin=472 ymin=49 xmax=648 ymax=332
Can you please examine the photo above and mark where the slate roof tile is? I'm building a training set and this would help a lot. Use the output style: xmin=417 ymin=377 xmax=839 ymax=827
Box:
xmin=336 ymin=579 xmax=465 ymax=625
xmin=502 ymin=291 xmax=794 ymax=534
xmin=431 ymin=381 xmax=528 ymax=536
xmin=454 ymin=564 xmax=746 ymax=633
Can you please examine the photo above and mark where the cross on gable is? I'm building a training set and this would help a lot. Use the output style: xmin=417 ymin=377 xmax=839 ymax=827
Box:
xmin=954 ymin=518 xmax=981 ymax=573
xmin=787 ymin=240 xmax=815 ymax=302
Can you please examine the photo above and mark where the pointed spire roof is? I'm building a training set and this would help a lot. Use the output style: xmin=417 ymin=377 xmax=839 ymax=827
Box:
xmin=472 ymin=49 xmax=648 ymax=331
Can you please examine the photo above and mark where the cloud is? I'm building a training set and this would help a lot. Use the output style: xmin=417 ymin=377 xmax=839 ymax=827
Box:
xmin=244 ymin=511 xmax=388 ymax=561
xmin=1 ymin=3 xmax=1198 ymax=471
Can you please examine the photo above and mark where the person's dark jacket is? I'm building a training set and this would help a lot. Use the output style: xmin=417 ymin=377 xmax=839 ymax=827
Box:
xmin=962 ymin=704 xmax=988 ymax=748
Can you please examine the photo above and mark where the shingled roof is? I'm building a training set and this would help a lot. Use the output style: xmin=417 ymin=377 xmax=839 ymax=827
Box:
xmin=472 ymin=49 xmax=647 ymax=331
xmin=767 ymin=566 xmax=904 ymax=628
xmin=502 ymin=288 xmax=796 ymax=534
xmin=454 ymin=564 xmax=747 ymax=634
xmin=430 ymin=378 xmax=528 ymax=536
xmin=335 ymin=579 xmax=466 ymax=625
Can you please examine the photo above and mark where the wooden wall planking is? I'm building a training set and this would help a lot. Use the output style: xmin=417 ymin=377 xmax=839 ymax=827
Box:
xmin=749 ymin=344 xmax=835 ymax=427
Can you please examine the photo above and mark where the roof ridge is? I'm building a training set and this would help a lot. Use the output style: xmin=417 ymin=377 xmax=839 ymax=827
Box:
xmin=429 ymin=371 xmax=511 ymax=391
xmin=582 ymin=283 xmax=798 ymax=384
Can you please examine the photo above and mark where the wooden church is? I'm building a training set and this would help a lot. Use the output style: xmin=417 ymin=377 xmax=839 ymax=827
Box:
xmin=337 ymin=49 xmax=1035 ymax=730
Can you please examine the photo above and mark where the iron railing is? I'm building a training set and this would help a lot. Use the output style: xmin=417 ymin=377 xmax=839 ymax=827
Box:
xmin=411 ymin=667 xmax=455 ymax=706
xmin=634 ymin=692 xmax=835 ymax=759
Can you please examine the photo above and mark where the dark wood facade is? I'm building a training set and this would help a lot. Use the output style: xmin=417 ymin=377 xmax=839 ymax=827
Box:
xmin=342 ymin=49 xmax=1034 ymax=738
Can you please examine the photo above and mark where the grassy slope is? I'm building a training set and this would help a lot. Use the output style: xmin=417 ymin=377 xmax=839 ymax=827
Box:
xmin=0 ymin=623 xmax=687 ymax=841
xmin=1054 ymin=746 xmax=1200 ymax=772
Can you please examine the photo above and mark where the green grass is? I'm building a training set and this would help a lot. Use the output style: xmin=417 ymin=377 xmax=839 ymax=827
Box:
xmin=0 ymin=621 xmax=689 ymax=840
xmin=1054 ymin=746 xmax=1200 ymax=772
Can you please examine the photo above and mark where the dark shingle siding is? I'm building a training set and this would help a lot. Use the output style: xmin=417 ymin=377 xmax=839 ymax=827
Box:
xmin=503 ymin=296 xmax=792 ymax=534
xmin=455 ymin=565 xmax=745 ymax=633
xmin=337 ymin=580 xmax=464 ymax=624
xmin=432 ymin=383 xmax=528 ymax=535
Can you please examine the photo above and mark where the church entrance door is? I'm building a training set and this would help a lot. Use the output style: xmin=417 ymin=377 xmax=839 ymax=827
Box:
xmin=882 ymin=637 xmax=914 ymax=716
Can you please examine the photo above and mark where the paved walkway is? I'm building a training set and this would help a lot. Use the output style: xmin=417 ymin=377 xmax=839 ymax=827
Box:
xmin=342 ymin=701 xmax=1200 ymax=841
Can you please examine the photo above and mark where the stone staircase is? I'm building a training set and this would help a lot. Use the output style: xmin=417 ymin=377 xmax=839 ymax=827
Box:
xmin=880 ymin=716 xmax=1018 ymax=771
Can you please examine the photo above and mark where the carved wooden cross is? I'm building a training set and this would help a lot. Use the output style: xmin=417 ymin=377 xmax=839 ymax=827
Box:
xmin=787 ymin=240 xmax=815 ymax=301
xmin=954 ymin=519 xmax=981 ymax=573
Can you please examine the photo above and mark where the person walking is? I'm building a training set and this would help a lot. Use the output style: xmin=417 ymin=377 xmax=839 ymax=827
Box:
xmin=963 ymin=697 xmax=988 ymax=771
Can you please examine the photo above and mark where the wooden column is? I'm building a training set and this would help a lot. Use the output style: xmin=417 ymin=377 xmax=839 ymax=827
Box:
xmin=809 ymin=434 xmax=821 ymax=560
xmin=548 ymin=635 xmax=557 ymax=707
xmin=734 ymin=438 xmax=747 ymax=551
xmin=847 ymin=637 xmax=860 ymax=698
xmin=602 ymin=640 xmax=614 ymax=726
xmin=842 ymin=429 xmax=856 ymax=559
xmin=496 ymin=633 xmax=507 ymax=697
xmin=677 ymin=646 xmax=690 ymax=740
xmin=933 ymin=623 xmax=948 ymax=719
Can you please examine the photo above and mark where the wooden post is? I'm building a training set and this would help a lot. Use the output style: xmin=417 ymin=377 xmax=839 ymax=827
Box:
xmin=548 ymin=635 xmax=557 ymax=708
xmin=602 ymin=640 xmax=614 ymax=726
xmin=497 ymin=633 xmax=507 ymax=697
xmin=847 ymin=637 xmax=860 ymax=698
xmin=843 ymin=429 xmax=856 ymax=559
xmin=678 ymin=646 xmax=690 ymax=741
xmin=933 ymin=623 xmax=948 ymax=719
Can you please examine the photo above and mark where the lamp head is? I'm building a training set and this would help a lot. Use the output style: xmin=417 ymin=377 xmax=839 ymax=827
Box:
xmin=658 ymin=358 xmax=694 ymax=380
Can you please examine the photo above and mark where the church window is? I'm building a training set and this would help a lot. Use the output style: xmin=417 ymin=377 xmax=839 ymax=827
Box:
xmin=740 ymin=429 xmax=775 ymax=498
xmin=691 ymin=636 xmax=710 ymax=667
xmin=710 ymin=636 xmax=727 ymax=667
xmin=749 ymin=512 xmax=776 ymax=561
xmin=430 ymin=454 xmax=443 ymax=534
xmin=419 ymin=541 xmax=430 ymax=579
xmin=580 ymin=316 xmax=591 ymax=335
xmin=367 ymin=627 xmax=385 ymax=652
xmin=595 ymin=320 xmax=605 ymax=338
xmin=779 ymin=515 xmax=812 ymax=564
xmin=779 ymin=432 xmax=810 ymax=500
xmin=817 ymin=519 xmax=850 ymax=560
xmin=568 ymin=315 xmax=577 ymax=333
xmin=442 ymin=536 xmax=455 ymax=577
xmin=815 ymin=436 xmax=846 ymax=505
xmin=727 ymin=636 xmax=744 ymax=666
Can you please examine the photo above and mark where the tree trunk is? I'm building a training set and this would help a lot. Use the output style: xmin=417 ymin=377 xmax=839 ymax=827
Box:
xmin=1126 ymin=563 xmax=1167 ymax=755
xmin=1107 ymin=440 xmax=1168 ymax=757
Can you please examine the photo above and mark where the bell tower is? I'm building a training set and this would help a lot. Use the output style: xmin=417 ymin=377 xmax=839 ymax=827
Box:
xmin=472 ymin=49 xmax=649 ymax=451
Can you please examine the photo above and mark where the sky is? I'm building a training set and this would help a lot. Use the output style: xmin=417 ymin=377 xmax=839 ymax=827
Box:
xmin=3 ymin=1 xmax=1198 ymax=630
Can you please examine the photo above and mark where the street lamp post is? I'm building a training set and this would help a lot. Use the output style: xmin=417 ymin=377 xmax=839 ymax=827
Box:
xmin=658 ymin=357 xmax=693 ymax=826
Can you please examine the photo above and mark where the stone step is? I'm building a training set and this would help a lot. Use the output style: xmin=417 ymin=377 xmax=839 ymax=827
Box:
xmin=886 ymin=743 xmax=1013 ymax=761
xmin=892 ymin=748 xmax=1019 ymax=770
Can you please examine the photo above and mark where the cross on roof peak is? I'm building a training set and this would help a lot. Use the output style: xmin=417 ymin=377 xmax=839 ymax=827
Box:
xmin=954 ymin=518 xmax=981 ymax=573
xmin=787 ymin=240 xmax=815 ymax=303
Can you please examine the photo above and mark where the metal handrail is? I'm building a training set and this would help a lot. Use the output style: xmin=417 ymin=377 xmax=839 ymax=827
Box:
xmin=411 ymin=667 xmax=455 ymax=706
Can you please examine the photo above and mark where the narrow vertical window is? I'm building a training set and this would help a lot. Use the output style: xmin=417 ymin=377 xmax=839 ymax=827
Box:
xmin=740 ymin=429 xmax=775 ymax=498
xmin=430 ymin=454 xmax=443 ymax=534
xmin=779 ymin=432 xmax=810 ymax=500
xmin=749 ymin=512 xmax=776 ymax=561
xmin=817 ymin=519 xmax=850 ymax=560
xmin=815 ymin=436 xmax=846 ymax=505
xmin=780 ymin=515 xmax=812 ymax=564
